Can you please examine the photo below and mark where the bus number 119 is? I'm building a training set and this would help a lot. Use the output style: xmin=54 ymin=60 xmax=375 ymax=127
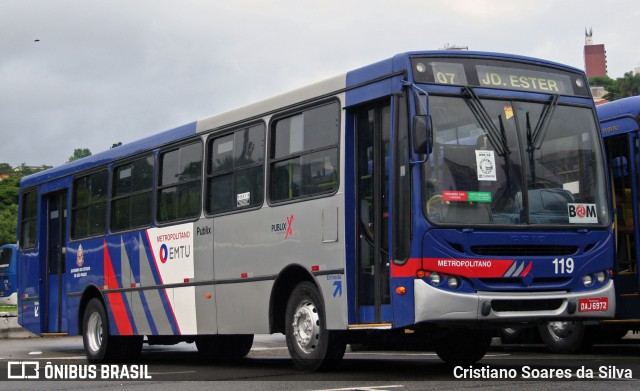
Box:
xmin=553 ymin=257 xmax=574 ymax=274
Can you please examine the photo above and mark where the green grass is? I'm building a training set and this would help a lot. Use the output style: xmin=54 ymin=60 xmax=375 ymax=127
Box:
xmin=0 ymin=305 xmax=17 ymax=312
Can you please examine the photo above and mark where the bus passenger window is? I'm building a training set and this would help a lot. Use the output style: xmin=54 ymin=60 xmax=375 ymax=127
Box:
xmin=157 ymin=142 xmax=202 ymax=223
xmin=206 ymin=124 xmax=264 ymax=214
xmin=269 ymin=102 xmax=340 ymax=203
xmin=20 ymin=191 xmax=38 ymax=249
xmin=71 ymin=170 xmax=108 ymax=239
xmin=111 ymin=155 xmax=154 ymax=231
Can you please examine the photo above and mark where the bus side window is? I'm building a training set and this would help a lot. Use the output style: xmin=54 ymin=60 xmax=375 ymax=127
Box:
xmin=111 ymin=155 xmax=154 ymax=231
xmin=269 ymin=102 xmax=340 ymax=203
xmin=71 ymin=170 xmax=108 ymax=239
xmin=20 ymin=191 xmax=38 ymax=249
xmin=157 ymin=142 xmax=202 ymax=223
xmin=206 ymin=123 xmax=265 ymax=214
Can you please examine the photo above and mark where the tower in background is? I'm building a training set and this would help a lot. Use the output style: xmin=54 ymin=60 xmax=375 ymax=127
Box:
xmin=584 ymin=28 xmax=607 ymax=78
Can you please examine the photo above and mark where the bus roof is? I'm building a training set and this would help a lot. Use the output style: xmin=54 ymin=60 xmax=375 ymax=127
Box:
xmin=20 ymin=122 xmax=196 ymax=189
xmin=20 ymin=50 xmax=586 ymax=189
xmin=597 ymin=96 xmax=640 ymax=138
xmin=597 ymin=96 xmax=640 ymax=121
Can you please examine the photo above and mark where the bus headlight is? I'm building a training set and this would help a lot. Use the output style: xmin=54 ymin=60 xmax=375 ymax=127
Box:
xmin=447 ymin=276 xmax=460 ymax=289
xmin=595 ymin=271 xmax=606 ymax=284
xmin=581 ymin=274 xmax=594 ymax=287
xmin=429 ymin=272 xmax=441 ymax=286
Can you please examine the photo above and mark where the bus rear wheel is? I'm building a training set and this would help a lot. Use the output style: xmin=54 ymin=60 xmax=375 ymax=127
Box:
xmin=435 ymin=328 xmax=492 ymax=365
xmin=285 ymin=282 xmax=345 ymax=371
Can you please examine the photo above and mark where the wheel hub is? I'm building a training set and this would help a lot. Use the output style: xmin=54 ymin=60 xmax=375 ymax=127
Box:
xmin=86 ymin=311 xmax=103 ymax=353
xmin=547 ymin=321 xmax=574 ymax=339
xmin=291 ymin=300 xmax=320 ymax=354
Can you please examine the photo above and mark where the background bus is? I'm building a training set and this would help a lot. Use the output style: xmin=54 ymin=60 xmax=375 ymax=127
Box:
xmin=598 ymin=95 xmax=640 ymax=338
xmin=17 ymin=51 xmax=614 ymax=370
xmin=0 ymin=243 xmax=18 ymax=306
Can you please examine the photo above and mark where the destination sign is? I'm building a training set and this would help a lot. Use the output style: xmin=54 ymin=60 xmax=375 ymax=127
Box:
xmin=412 ymin=57 xmax=590 ymax=97
xmin=476 ymin=65 xmax=572 ymax=94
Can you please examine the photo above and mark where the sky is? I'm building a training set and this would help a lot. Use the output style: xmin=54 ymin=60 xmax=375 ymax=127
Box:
xmin=1 ymin=0 xmax=639 ymax=168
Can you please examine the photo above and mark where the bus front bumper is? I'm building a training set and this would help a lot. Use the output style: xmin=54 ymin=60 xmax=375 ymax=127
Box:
xmin=414 ymin=279 xmax=615 ymax=322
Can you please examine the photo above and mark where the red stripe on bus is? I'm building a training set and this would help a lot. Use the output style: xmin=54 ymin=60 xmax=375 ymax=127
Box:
xmin=103 ymin=240 xmax=133 ymax=335
xmin=422 ymin=258 xmax=515 ymax=278
xmin=520 ymin=261 xmax=533 ymax=277
xmin=390 ymin=258 xmax=422 ymax=277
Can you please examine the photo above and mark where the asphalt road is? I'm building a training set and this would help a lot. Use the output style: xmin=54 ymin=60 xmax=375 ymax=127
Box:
xmin=0 ymin=334 xmax=638 ymax=390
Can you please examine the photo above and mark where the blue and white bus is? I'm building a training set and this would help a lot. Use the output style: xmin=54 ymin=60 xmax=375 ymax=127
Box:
xmin=0 ymin=243 xmax=18 ymax=306
xmin=597 ymin=96 xmax=640 ymax=337
xmin=17 ymin=51 xmax=614 ymax=370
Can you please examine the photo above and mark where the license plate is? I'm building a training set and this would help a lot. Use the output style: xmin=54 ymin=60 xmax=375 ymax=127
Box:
xmin=578 ymin=297 xmax=609 ymax=312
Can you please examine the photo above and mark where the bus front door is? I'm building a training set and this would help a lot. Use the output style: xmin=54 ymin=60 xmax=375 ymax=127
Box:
xmin=606 ymin=132 xmax=640 ymax=319
xmin=45 ymin=190 xmax=67 ymax=333
xmin=355 ymin=101 xmax=391 ymax=324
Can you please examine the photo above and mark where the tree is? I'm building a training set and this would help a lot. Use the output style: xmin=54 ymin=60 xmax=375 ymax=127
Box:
xmin=0 ymin=163 xmax=12 ymax=175
xmin=0 ymin=175 xmax=20 ymax=210
xmin=0 ymin=175 xmax=21 ymax=245
xmin=590 ymin=73 xmax=640 ymax=102
xmin=68 ymin=148 xmax=92 ymax=162
xmin=616 ymin=71 xmax=640 ymax=99
xmin=0 ymin=204 xmax=18 ymax=244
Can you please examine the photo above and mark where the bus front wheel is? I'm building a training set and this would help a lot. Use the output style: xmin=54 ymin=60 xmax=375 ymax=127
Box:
xmin=82 ymin=298 xmax=142 ymax=362
xmin=538 ymin=321 xmax=591 ymax=353
xmin=83 ymin=298 xmax=117 ymax=362
xmin=285 ymin=281 xmax=345 ymax=371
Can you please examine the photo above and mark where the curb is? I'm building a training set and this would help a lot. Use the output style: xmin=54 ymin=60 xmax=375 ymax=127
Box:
xmin=0 ymin=312 xmax=37 ymax=339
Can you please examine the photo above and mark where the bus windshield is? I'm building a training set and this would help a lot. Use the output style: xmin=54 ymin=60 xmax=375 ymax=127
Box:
xmin=423 ymin=95 xmax=609 ymax=226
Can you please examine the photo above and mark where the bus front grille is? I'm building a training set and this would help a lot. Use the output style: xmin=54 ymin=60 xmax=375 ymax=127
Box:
xmin=471 ymin=245 xmax=578 ymax=256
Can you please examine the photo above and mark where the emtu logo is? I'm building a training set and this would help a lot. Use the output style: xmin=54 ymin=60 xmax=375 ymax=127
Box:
xmin=159 ymin=244 xmax=169 ymax=263
xmin=159 ymin=243 xmax=191 ymax=263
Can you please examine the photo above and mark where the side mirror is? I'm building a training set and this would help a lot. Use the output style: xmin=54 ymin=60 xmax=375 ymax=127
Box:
xmin=412 ymin=115 xmax=432 ymax=155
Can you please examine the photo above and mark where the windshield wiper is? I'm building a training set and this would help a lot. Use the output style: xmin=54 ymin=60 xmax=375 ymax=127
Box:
xmin=531 ymin=94 xmax=559 ymax=149
xmin=462 ymin=86 xmax=509 ymax=156
xmin=526 ymin=112 xmax=537 ymax=184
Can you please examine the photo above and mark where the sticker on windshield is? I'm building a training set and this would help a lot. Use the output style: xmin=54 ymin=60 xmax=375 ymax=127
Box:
xmin=237 ymin=192 xmax=250 ymax=207
xmin=504 ymin=105 xmax=514 ymax=120
xmin=568 ymin=203 xmax=598 ymax=224
xmin=475 ymin=150 xmax=497 ymax=181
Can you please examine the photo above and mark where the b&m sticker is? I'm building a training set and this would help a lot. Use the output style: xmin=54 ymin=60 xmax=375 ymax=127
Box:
xmin=568 ymin=203 xmax=598 ymax=224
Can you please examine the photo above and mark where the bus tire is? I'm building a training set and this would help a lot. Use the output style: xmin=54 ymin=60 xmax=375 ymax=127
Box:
xmin=285 ymin=281 xmax=345 ymax=371
xmin=196 ymin=334 xmax=254 ymax=360
xmin=538 ymin=321 xmax=589 ymax=353
xmin=82 ymin=298 xmax=123 ymax=363
xmin=435 ymin=328 xmax=492 ymax=365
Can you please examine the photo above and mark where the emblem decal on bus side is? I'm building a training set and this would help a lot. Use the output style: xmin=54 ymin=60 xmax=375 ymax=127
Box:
xmin=147 ymin=223 xmax=197 ymax=335
xmin=271 ymin=214 xmax=295 ymax=239
xmin=71 ymin=244 xmax=91 ymax=278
